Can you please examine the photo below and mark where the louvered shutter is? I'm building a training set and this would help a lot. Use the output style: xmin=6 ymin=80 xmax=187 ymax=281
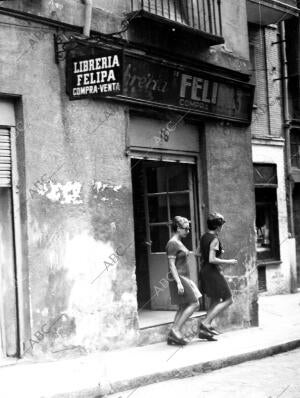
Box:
xmin=0 ymin=129 xmax=11 ymax=187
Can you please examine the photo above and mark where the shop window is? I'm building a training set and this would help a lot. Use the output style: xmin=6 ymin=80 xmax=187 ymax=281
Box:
xmin=290 ymin=129 xmax=300 ymax=169
xmin=254 ymin=164 xmax=280 ymax=262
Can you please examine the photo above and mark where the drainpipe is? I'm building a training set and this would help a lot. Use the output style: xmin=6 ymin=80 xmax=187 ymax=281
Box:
xmin=83 ymin=0 xmax=93 ymax=37
xmin=279 ymin=21 xmax=294 ymax=235
xmin=279 ymin=21 xmax=298 ymax=293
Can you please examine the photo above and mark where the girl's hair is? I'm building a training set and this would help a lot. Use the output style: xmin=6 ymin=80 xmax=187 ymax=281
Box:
xmin=207 ymin=212 xmax=226 ymax=230
xmin=172 ymin=216 xmax=189 ymax=232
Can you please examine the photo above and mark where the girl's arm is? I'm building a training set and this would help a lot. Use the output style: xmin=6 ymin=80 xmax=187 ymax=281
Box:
xmin=209 ymin=238 xmax=237 ymax=265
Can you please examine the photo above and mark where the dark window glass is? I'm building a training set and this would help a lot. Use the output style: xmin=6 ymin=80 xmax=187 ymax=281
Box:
xmin=150 ymin=225 xmax=170 ymax=253
xmin=290 ymin=130 xmax=300 ymax=168
xmin=255 ymin=188 xmax=279 ymax=261
xmin=146 ymin=166 xmax=167 ymax=193
xmin=148 ymin=195 xmax=168 ymax=223
xmin=168 ymin=165 xmax=189 ymax=191
xmin=253 ymin=164 xmax=277 ymax=186
xmin=169 ymin=193 xmax=191 ymax=220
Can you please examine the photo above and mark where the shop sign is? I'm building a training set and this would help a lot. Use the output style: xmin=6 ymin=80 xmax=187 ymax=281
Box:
xmin=121 ymin=55 xmax=254 ymax=124
xmin=67 ymin=50 xmax=254 ymax=124
xmin=68 ymin=50 xmax=123 ymax=99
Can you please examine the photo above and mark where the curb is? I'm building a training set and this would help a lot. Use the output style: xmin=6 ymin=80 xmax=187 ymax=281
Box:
xmin=52 ymin=338 xmax=300 ymax=398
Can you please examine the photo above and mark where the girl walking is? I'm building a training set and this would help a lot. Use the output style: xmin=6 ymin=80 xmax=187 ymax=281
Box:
xmin=166 ymin=216 xmax=212 ymax=345
xmin=198 ymin=212 xmax=237 ymax=338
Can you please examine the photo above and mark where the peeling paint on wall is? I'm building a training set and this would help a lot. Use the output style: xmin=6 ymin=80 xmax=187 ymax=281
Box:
xmin=32 ymin=181 xmax=83 ymax=204
xmin=93 ymin=181 xmax=122 ymax=193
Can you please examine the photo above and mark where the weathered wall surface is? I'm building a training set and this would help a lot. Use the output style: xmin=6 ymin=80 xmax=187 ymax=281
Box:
xmin=0 ymin=16 xmax=138 ymax=357
xmin=0 ymin=0 xmax=258 ymax=357
xmin=205 ymin=122 xmax=258 ymax=329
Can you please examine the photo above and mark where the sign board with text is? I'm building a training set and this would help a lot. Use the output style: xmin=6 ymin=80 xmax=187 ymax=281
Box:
xmin=67 ymin=50 xmax=123 ymax=99
xmin=67 ymin=50 xmax=254 ymax=124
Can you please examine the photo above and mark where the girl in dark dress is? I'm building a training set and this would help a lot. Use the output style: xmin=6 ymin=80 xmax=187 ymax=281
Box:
xmin=198 ymin=212 xmax=237 ymax=336
xmin=166 ymin=216 xmax=207 ymax=345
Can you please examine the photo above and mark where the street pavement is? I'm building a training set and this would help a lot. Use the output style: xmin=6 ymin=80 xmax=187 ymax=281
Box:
xmin=0 ymin=293 xmax=299 ymax=397
xmin=109 ymin=348 xmax=300 ymax=398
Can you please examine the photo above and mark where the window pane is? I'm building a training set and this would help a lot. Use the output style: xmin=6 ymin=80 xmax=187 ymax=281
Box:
xmin=150 ymin=225 xmax=170 ymax=252
xmin=167 ymin=165 xmax=189 ymax=192
xmin=253 ymin=164 xmax=277 ymax=186
xmin=148 ymin=195 xmax=168 ymax=223
xmin=255 ymin=188 xmax=279 ymax=261
xmin=146 ymin=167 xmax=167 ymax=193
xmin=169 ymin=193 xmax=191 ymax=220
xmin=256 ymin=204 xmax=272 ymax=259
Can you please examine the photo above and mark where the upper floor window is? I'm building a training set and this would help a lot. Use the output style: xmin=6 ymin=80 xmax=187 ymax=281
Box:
xmin=291 ymin=130 xmax=300 ymax=169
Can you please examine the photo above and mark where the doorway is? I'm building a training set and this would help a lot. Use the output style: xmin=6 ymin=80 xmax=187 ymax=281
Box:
xmin=132 ymin=159 xmax=200 ymax=311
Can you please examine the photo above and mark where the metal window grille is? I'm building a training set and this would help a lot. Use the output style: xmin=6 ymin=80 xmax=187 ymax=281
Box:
xmin=130 ymin=0 xmax=222 ymax=37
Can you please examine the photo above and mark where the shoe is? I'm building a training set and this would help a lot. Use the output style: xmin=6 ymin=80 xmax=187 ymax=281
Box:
xmin=167 ymin=335 xmax=187 ymax=345
xmin=198 ymin=324 xmax=218 ymax=341
xmin=200 ymin=323 xmax=220 ymax=335
xmin=167 ymin=329 xmax=188 ymax=346
xmin=208 ymin=326 xmax=220 ymax=335
xmin=198 ymin=330 xmax=217 ymax=341
xmin=199 ymin=323 xmax=213 ymax=334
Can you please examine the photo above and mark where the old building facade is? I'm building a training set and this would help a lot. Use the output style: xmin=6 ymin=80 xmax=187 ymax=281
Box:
xmin=0 ymin=0 xmax=296 ymax=362
xmin=246 ymin=0 xmax=300 ymax=295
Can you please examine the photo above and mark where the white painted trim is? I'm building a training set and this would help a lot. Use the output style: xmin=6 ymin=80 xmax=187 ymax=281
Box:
xmin=10 ymin=127 xmax=24 ymax=357
xmin=252 ymin=137 xmax=285 ymax=147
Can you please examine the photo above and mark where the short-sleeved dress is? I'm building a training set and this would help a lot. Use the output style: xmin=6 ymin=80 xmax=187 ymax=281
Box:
xmin=166 ymin=238 xmax=201 ymax=305
xmin=199 ymin=232 xmax=232 ymax=301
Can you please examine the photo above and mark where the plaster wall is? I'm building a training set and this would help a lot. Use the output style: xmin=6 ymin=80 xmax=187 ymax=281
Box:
xmin=0 ymin=0 xmax=251 ymax=74
xmin=204 ymin=122 xmax=258 ymax=329
xmin=252 ymin=141 xmax=291 ymax=295
xmin=0 ymin=18 xmax=138 ymax=357
xmin=0 ymin=2 xmax=259 ymax=357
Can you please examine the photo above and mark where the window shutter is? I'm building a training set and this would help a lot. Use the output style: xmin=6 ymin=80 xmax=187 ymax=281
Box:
xmin=0 ymin=129 xmax=12 ymax=187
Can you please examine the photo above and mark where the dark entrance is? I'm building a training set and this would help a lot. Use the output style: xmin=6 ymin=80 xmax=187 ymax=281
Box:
xmin=131 ymin=158 xmax=200 ymax=310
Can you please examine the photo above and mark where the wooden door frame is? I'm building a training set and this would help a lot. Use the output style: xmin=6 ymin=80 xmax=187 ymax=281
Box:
xmin=130 ymin=150 xmax=206 ymax=310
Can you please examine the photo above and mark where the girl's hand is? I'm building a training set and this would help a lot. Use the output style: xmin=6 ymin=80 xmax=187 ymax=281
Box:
xmin=177 ymin=282 xmax=184 ymax=295
xmin=229 ymin=259 xmax=238 ymax=265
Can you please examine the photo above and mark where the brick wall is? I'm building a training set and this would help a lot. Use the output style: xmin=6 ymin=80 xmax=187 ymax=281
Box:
xmin=248 ymin=24 xmax=283 ymax=138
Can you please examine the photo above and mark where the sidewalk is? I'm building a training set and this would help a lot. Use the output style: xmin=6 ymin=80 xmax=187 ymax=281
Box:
xmin=0 ymin=293 xmax=300 ymax=398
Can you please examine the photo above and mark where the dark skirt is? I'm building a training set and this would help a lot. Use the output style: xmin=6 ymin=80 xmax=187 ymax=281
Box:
xmin=169 ymin=276 xmax=201 ymax=306
xmin=199 ymin=264 xmax=232 ymax=301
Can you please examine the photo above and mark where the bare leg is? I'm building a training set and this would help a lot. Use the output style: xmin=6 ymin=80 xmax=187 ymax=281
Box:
xmin=172 ymin=305 xmax=187 ymax=336
xmin=202 ymin=300 xmax=219 ymax=327
xmin=203 ymin=297 xmax=233 ymax=326
xmin=176 ymin=302 xmax=199 ymax=332
xmin=173 ymin=305 xmax=186 ymax=326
